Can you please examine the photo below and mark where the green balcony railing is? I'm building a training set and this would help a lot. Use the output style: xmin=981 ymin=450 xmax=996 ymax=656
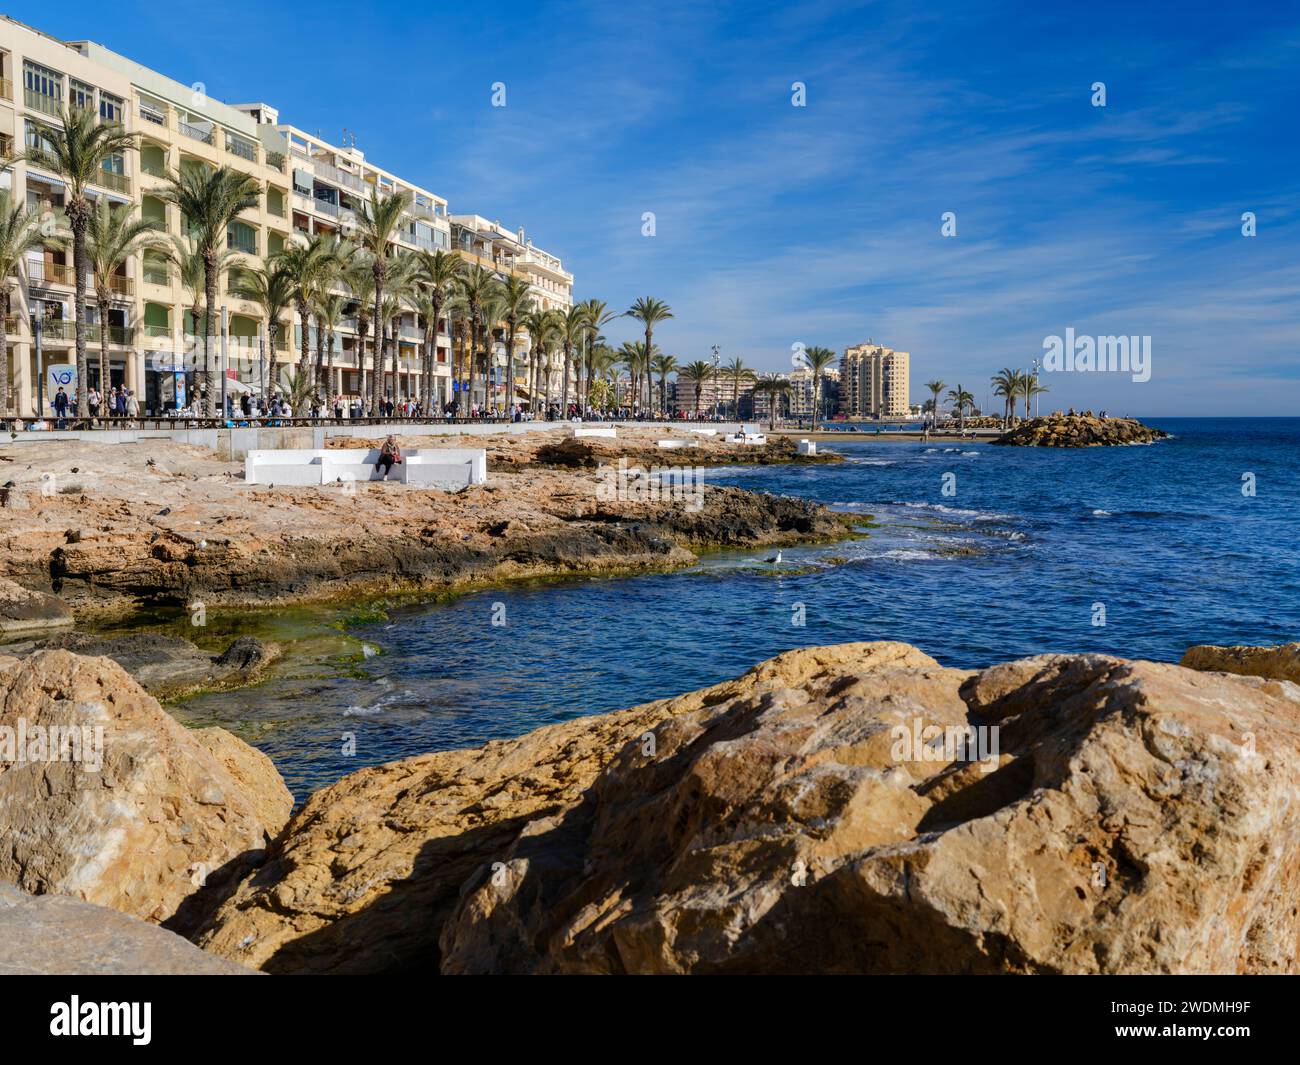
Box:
xmin=143 ymin=323 xmax=172 ymax=338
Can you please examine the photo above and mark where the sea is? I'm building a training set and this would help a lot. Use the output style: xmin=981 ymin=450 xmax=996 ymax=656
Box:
xmin=169 ymin=417 xmax=1300 ymax=799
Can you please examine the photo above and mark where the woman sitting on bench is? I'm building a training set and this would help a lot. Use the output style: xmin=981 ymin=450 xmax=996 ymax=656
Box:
xmin=377 ymin=435 xmax=402 ymax=480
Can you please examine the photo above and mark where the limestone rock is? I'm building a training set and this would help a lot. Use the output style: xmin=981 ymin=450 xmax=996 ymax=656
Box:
xmin=192 ymin=727 xmax=293 ymax=839
xmin=0 ymin=884 xmax=255 ymax=975
xmin=439 ymin=652 xmax=1300 ymax=974
xmin=992 ymin=414 xmax=1168 ymax=447
xmin=0 ymin=650 xmax=285 ymax=926
xmin=195 ymin=642 xmax=940 ymax=973
xmin=0 ymin=576 xmax=73 ymax=635
xmin=1181 ymin=641 xmax=1300 ymax=685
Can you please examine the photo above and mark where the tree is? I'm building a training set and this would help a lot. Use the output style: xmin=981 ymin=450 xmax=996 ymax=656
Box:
xmin=752 ymin=375 xmax=793 ymax=430
xmin=557 ymin=305 xmax=587 ymax=416
xmin=924 ymin=379 xmax=946 ymax=429
xmin=354 ymin=188 xmax=412 ymax=414
xmin=679 ymin=360 xmax=715 ymax=420
xmin=341 ymin=253 xmax=376 ymax=406
xmin=1022 ymin=372 xmax=1048 ymax=421
xmin=803 ymin=346 xmax=838 ymax=430
xmin=947 ymin=384 xmax=975 ymax=431
xmin=0 ymin=190 xmax=45 ymax=417
xmin=990 ymin=367 xmax=1024 ymax=428
xmin=454 ymin=265 xmax=499 ymax=413
xmin=497 ymin=274 xmax=534 ymax=415
xmin=273 ymin=234 xmax=340 ymax=414
xmin=160 ymin=164 xmax=261 ymax=416
xmin=651 ymin=352 xmax=678 ymax=414
xmin=85 ymin=201 xmax=163 ymax=406
xmin=627 ymin=297 xmax=673 ymax=410
xmin=522 ymin=308 xmax=556 ymax=413
xmin=236 ymin=262 xmax=294 ymax=401
xmin=579 ymin=299 xmax=620 ymax=417
xmin=21 ymin=108 xmax=136 ymax=417
xmin=724 ymin=356 xmax=755 ymax=419
xmin=415 ymin=249 xmax=463 ymax=412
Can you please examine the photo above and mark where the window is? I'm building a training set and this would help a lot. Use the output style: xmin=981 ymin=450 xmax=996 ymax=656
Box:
xmin=70 ymin=78 xmax=94 ymax=112
xmin=100 ymin=92 xmax=123 ymax=124
xmin=23 ymin=60 xmax=62 ymax=115
xmin=102 ymin=153 xmax=125 ymax=177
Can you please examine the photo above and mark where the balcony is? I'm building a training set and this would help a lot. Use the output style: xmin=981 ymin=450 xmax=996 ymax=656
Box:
xmin=314 ymin=159 xmax=366 ymax=194
xmin=312 ymin=197 xmax=340 ymax=218
xmin=227 ymin=233 xmax=258 ymax=256
xmin=227 ymin=136 xmax=257 ymax=163
xmin=94 ymin=170 xmax=132 ymax=195
xmin=266 ymin=151 xmax=286 ymax=173
xmin=267 ymin=199 xmax=286 ymax=218
xmin=0 ymin=78 xmax=11 ymax=101
xmin=95 ymin=274 xmax=133 ymax=296
xmin=143 ymin=262 xmax=170 ymax=286
xmin=143 ymin=324 xmax=172 ymax=339
xmin=33 ymin=319 xmax=72 ymax=341
xmin=85 ymin=323 xmax=136 ymax=345
xmin=28 ymin=262 xmax=72 ymax=286
xmin=179 ymin=121 xmax=215 ymax=146
xmin=138 ymin=103 xmax=168 ymax=127
xmin=24 ymin=88 xmax=62 ymax=117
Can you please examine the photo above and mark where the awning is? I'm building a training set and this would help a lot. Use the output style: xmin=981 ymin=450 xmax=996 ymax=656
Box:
xmin=478 ymin=229 xmax=520 ymax=247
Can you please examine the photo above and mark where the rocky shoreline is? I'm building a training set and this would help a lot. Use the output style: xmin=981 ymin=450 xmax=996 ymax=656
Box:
xmin=2 ymin=637 xmax=1298 ymax=974
xmin=0 ymin=431 xmax=859 ymax=618
xmin=992 ymin=413 xmax=1169 ymax=447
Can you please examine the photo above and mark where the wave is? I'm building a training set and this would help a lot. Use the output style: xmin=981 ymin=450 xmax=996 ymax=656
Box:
xmin=895 ymin=501 xmax=1015 ymax=522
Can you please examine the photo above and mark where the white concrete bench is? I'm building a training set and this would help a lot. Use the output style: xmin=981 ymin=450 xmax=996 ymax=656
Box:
xmin=797 ymin=439 xmax=817 ymax=456
xmin=245 ymin=448 xmax=486 ymax=488
xmin=573 ymin=426 xmax=617 ymax=438
xmin=656 ymin=439 xmax=699 ymax=449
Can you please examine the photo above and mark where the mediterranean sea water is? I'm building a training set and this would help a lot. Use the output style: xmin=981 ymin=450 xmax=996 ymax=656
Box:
xmin=172 ymin=417 xmax=1300 ymax=798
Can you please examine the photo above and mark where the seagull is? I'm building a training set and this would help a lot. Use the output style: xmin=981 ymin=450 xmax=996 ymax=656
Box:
xmin=764 ymin=550 xmax=783 ymax=565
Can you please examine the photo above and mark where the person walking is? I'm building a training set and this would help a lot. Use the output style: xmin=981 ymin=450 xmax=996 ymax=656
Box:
xmin=53 ymin=386 xmax=69 ymax=429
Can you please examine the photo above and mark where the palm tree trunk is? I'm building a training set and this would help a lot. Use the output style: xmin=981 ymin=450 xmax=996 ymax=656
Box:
xmin=0 ymin=290 xmax=10 ymax=417
xmin=71 ymin=207 xmax=90 ymax=419
xmin=96 ymin=293 xmax=111 ymax=413
xmin=314 ymin=313 xmax=326 ymax=399
xmin=326 ymin=328 xmax=336 ymax=404
xmin=203 ymin=259 xmax=218 ymax=419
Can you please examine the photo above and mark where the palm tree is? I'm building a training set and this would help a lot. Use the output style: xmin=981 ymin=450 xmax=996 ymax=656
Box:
xmin=236 ymin=262 xmax=294 ymax=401
xmin=651 ymin=352 xmax=678 ymax=414
xmin=274 ymin=234 xmax=338 ymax=413
xmin=1022 ymin=372 xmax=1048 ymax=421
xmin=587 ymin=344 xmax=618 ymax=412
xmin=627 ymin=297 xmax=673 ymax=410
xmin=415 ymin=249 xmax=463 ymax=412
xmin=497 ymin=274 xmax=533 ymax=415
xmin=947 ymin=384 xmax=975 ymax=432
xmin=160 ymin=164 xmax=261 ymax=416
xmin=444 ymin=293 xmax=471 ymax=411
xmin=85 ymin=201 xmax=163 ymax=406
xmin=454 ymin=265 xmax=499 ymax=413
xmin=618 ymin=341 xmax=646 ymax=410
xmin=804 ymin=346 xmax=838 ymax=430
xmin=379 ymin=251 xmax=418 ymax=406
xmin=167 ymin=234 xmax=242 ymax=404
xmin=924 ymin=379 xmax=946 ymax=429
xmin=752 ymin=375 xmax=794 ymax=430
xmin=0 ymin=191 xmax=45 ymax=417
xmin=558 ymin=305 xmax=587 ymax=416
xmin=315 ymin=291 xmax=349 ymax=405
xmin=990 ymin=367 xmax=1023 ymax=429
xmin=20 ymin=108 xmax=136 ymax=417
xmin=521 ymin=308 xmax=554 ymax=413
xmin=354 ymin=188 xmax=412 ymax=413
xmin=679 ymin=360 xmax=714 ymax=420
xmin=724 ymin=356 xmax=755 ymax=420
xmin=579 ymin=299 xmax=620 ymax=417
xmin=341 ymin=253 xmax=376 ymax=406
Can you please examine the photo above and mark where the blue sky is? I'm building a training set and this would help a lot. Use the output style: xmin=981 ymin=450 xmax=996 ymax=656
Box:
xmin=15 ymin=0 xmax=1300 ymax=414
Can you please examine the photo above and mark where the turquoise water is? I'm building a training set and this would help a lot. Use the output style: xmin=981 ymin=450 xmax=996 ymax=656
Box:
xmin=176 ymin=417 xmax=1300 ymax=799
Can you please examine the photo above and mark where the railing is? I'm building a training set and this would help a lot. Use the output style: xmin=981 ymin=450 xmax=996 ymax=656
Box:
xmin=178 ymin=121 xmax=215 ymax=145
xmin=24 ymin=88 xmax=61 ymax=116
xmin=141 ymin=159 xmax=167 ymax=178
xmin=33 ymin=319 xmax=72 ymax=340
xmin=226 ymin=136 xmax=257 ymax=162
xmin=408 ymin=201 xmax=436 ymax=219
xmin=4 ymin=314 xmax=18 ymax=332
xmin=143 ymin=263 xmax=170 ymax=286
xmin=0 ymin=78 xmax=12 ymax=101
xmin=94 ymin=169 xmax=131 ymax=195
xmin=28 ymin=262 xmax=72 ymax=286
xmin=266 ymin=199 xmax=286 ymax=217
xmin=227 ymin=234 xmax=258 ymax=255
xmin=138 ymin=103 xmax=168 ymax=126
xmin=313 ymin=197 xmax=340 ymax=217
xmin=84 ymin=323 xmax=136 ymax=345
xmin=314 ymin=158 xmax=366 ymax=193
xmin=143 ymin=324 xmax=172 ymax=338
xmin=266 ymin=151 xmax=286 ymax=173
xmin=95 ymin=274 xmax=133 ymax=296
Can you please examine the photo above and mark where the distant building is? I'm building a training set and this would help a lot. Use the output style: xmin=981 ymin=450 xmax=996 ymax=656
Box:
xmin=841 ymin=341 xmax=910 ymax=418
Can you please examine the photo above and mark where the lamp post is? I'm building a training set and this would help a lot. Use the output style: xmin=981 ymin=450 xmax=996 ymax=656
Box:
xmin=34 ymin=317 xmax=45 ymax=419
xmin=1031 ymin=357 xmax=1040 ymax=418
xmin=220 ymin=306 xmax=228 ymax=423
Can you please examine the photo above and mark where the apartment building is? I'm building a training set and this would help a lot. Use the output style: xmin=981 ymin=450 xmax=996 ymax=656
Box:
xmin=0 ymin=16 xmax=574 ymax=417
xmin=271 ymin=122 xmax=455 ymax=405
xmin=450 ymin=214 xmax=574 ymax=407
xmin=841 ymin=341 xmax=909 ymax=418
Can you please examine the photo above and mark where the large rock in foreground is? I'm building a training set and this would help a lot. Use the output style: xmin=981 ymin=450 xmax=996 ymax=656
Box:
xmin=992 ymin=413 xmax=1168 ymax=447
xmin=439 ymin=652 xmax=1300 ymax=974
xmin=194 ymin=643 xmax=945 ymax=973
xmin=1182 ymin=641 xmax=1300 ymax=685
xmin=0 ymin=885 xmax=254 ymax=975
xmin=0 ymin=650 xmax=291 ymax=926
